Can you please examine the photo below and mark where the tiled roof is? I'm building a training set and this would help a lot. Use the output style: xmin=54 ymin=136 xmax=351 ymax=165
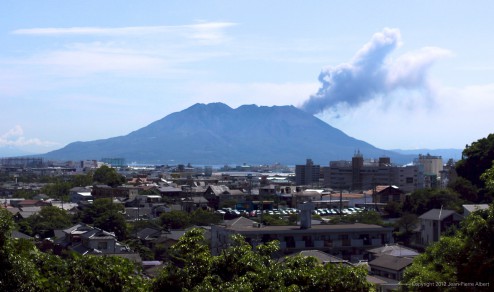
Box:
xmin=419 ymin=209 xmax=459 ymax=221
xmin=369 ymin=254 xmax=413 ymax=271
xmin=368 ymin=244 xmax=419 ymax=257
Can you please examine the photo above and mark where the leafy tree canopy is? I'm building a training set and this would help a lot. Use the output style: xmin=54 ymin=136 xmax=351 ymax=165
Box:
xmin=153 ymin=228 xmax=372 ymax=291
xmin=402 ymin=188 xmax=463 ymax=215
xmin=93 ymin=165 xmax=125 ymax=187
xmin=456 ymin=133 xmax=494 ymax=189
xmin=160 ymin=209 xmax=222 ymax=230
xmin=403 ymin=204 xmax=494 ymax=287
xmin=18 ymin=206 xmax=73 ymax=238
xmin=0 ymin=208 xmax=150 ymax=291
xmin=81 ymin=198 xmax=128 ymax=240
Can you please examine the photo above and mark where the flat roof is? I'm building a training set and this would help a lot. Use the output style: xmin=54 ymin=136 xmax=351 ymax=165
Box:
xmin=220 ymin=223 xmax=392 ymax=233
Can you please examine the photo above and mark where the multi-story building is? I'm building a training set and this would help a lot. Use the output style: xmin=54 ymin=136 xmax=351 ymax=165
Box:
xmin=323 ymin=153 xmax=424 ymax=192
xmin=415 ymin=154 xmax=443 ymax=177
xmin=211 ymin=204 xmax=394 ymax=262
xmin=295 ymin=159 xmax=321 ymax=186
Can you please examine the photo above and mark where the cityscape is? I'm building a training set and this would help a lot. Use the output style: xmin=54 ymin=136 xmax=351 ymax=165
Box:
xmin=2 ymin=1 xmax=494 ymax=291
xmin=1 ymin=140 xmax=493 ymax=290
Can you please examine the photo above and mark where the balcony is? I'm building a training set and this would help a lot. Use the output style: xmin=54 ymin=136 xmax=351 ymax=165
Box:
xmin=371 ymin=238 xmax=382 ymax=246
xmin=313 ymin=240 xmax=324 ymax=248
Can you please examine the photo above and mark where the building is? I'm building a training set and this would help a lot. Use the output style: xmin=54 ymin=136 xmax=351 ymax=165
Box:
xmin=368 ymin=254 xmax=413 ymax=281
xmin=372 ymin=185 xmax=405 ymax=204
xmin=211 ymin=207 xmax=394 ymax=262
xmin=415 ymin=154 xmax=443 ymax=177
xmin=462 ymin=204 xmax=490 ymax=217
xmin=295 ymin=159 xmax=321 ymax=186
xmin=69 ymin=187 xmax=94 ymax=203
xmin=418 ymin=208 xmax=463 ymax=246
xmin=56 ymin=224 xmax=135 ymax=257
xmin=323 ymin=153 xmax=424 ymax=192
xmin=101 ymin=157 xmax=126 ymax=168
xmin=368 ymin=244 xmax=420 ymax=260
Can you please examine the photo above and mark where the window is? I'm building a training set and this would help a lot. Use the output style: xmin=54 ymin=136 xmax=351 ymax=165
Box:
xmin=97 ymin=241 xmax=108 ymax=250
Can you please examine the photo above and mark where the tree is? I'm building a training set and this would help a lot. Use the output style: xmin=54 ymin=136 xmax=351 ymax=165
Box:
xmin=18 ymin=206 xmax=73 ymax=238
xmin=41 ymin=180 xmax=72 ymax=201
xmin=1 ymin=208 xmax=150 ymax=291
xmin=0 ymin=208 xmax=42 ymax=291
xmin=456 ymin=133 xmax=494 ymax=189
xmin=384 ymin=201 xmax=402 ymax=218
xmin=395 ymin=213 xmax=419 ymax=245
xmin=153 ymin=228 xmax=372 ymax=291
xmin=81 ymin=198 xmax=128 ymax=240
xmin=402 ymin=188 xmax=462 ymax=215
xmin=403 ymin=204 xmax=494 ymax=287
xmin=160 ymin=210 xmax=190 ymax=230
xmin=331 ymin=210 xmax=384 ymax=225
xmin=189 ymin=208 xmax=222 ymax=226
xmin=449 ymin=176 xmax=478 ymax=203
xmin=93 ymin=165 xmax=125 ymax=187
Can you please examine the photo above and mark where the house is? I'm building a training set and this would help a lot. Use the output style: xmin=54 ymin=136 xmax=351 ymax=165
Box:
xmin=158 ymin=186 xmax=183 ymax=197
xmin=418 ymin=208 xmax=463 ymax=246
xmin=69 ymin=187 xmax=93 ymax=203
xmin=369 ymin=254 xmax=413 ymax=281
xmin=462 ymin=204 xmax=490 ymax=217
xmin=368 ymin=254 xmax=413 ymax=291
xmin=55 ymin=224 xmax=134 ymax=256
xmin=204 ymin=185 xmax=246 ymax=209
xmin=368 ymin=244 xmax=419 ymax=260
xmin=372 ymin=185 xmax=404 ymax=204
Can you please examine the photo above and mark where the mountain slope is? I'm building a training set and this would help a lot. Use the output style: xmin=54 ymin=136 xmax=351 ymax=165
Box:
xmin=42 ymin=103 xmax=412 ymax=164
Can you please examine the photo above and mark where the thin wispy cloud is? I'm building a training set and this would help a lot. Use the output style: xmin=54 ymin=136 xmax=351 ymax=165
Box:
xmin=8 ymin=22 xmax=237 ymax=79
xmin=12 ymin=22 xmax=237 ymax=43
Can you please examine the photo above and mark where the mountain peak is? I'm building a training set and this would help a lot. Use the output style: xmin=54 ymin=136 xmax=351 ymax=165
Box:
xmin=42 ymin=103 xmax=410 ymax=164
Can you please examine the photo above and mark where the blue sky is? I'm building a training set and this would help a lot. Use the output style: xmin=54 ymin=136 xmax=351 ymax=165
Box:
xmin=1 ymin=1 xmax=494 ymax=154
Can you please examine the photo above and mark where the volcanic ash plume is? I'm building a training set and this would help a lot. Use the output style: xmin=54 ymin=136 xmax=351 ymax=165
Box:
xmin=301 ymin=28 xmax=450 ymax=115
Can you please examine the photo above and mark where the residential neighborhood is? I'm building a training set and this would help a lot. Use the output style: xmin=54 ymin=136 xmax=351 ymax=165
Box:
xmin=2 ymin=147 xmax=493 ymax=291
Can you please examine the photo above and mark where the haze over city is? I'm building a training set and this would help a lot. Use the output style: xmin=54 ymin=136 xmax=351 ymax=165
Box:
xmin=1 ymin=1 xmax=493 ymax=155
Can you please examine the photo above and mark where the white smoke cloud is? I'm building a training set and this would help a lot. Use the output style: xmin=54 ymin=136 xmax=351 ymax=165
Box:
xmin=300 ymin=28 xmax=451 ymax=114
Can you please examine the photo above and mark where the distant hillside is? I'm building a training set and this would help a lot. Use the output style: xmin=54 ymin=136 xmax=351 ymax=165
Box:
xmin=390 ymin=148 xmax=463 ymax=161
xmin=42 ymin=103 xmax=414 ymax=165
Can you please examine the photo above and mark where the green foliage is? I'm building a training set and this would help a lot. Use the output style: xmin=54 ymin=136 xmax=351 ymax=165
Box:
xmin=153 ymin=228 xmax=372 ymax=291
xmin=189 ymin=208 xmax=222 ymax=226
xmin=449 ymin=176 xmax=479 ymax=203
xmin=259 ymin=213 xmax=289 ymax=226
xmin=384 ymin=201 xmax=402 ymax=218
xmin=1 ymin=208 xmax=150 ymax=291
xmin=18 ymin=206 xmax=73 ymax=238
xmin=331 ymin=210 xmax=384 ymax=225
xmin=71 ymin=173 xmax=93 ymax=187
xmin=395 ymin=212 xmax=418 ymax=234
xmin=93 ymin=165 xmax=125 ymax=187
xmin=403 ymin=204 xmax=494 ymax=287
xmin=1 ymin=209 xmax=42 ymax=291
xmin=41 ymin=180 xmax=72 ymax=200
xmin=456 ymin=133 xmax=494 ymax=189
xmin=160 ymin=209 xmax=222 ymax=230
xmin=160 ymin=210 xmax=191 ymax=229
xmin=480 ymin=161 xmax=494 ymax=191
xmin=402 ymin=188 xmax=462 ymax=215
xmin=81 ymin=198 xmax=128 ymax=240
